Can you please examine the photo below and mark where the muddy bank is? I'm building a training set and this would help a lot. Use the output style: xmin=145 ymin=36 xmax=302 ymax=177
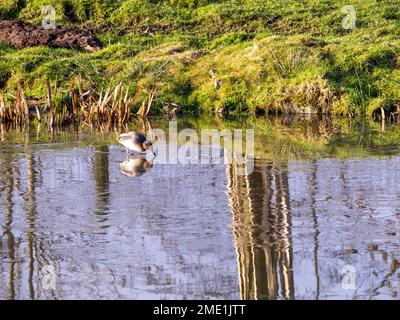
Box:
xmin=0 ymin=20 xmax=101 ymax=52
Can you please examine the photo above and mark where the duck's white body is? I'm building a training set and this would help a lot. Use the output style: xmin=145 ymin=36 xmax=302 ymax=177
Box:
xmin=118 ymin=132 xmax=146 ymax=153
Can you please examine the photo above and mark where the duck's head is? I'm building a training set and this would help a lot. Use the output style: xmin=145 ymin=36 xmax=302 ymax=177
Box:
xmin=143 ymin=141 xmax=156 ymax=156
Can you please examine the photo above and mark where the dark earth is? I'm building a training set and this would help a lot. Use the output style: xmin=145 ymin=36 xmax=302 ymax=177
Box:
xmin=0 ymin=20 xmax=102 ymax=52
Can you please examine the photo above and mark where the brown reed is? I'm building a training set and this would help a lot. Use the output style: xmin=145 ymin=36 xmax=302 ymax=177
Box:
xmin=0 ymin=77 xmax=156 ymax=126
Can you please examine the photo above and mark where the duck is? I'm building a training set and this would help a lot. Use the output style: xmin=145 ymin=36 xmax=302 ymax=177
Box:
xmin=118 ymin=132 xmax=156 ymax=157
xmin=120 ymin=157 xmax=153 ymax=177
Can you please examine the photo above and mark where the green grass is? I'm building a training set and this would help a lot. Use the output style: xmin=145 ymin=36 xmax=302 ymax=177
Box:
xmin=2 ymin=0 xmax=400 ymax=117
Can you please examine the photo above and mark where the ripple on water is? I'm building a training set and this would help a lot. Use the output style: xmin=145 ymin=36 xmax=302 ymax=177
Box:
xmin=0 ymin=138 xmax=399 ymax=299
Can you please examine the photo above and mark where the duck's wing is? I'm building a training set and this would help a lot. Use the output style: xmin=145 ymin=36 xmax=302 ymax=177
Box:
xmin=118 ymin=132 xmax=146 ymax=143
xmin=118 ymin=132 xmax=147 ymax=151
xmin=118 ymin=132 xmax=134 ymax=141
xmin=118 ymin=132 xmax=135 ymax=149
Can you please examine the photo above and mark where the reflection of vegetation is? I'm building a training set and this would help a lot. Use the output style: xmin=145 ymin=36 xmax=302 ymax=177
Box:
xmin=0 ymin=150 xmax=17 ymax=299
xmin=0 ymin=143 xmax=57 ymax=299
xmin=227 ymin=161 xmax=294 ymax=299
xmin=0 ymin=133 xmax=116 ymax=298
xmin=2 ymin=115 xmax=400 ymax=161
xmin=25 ymin=147 xmax=37 ymax=299
xmin=327 ymin=117 xmax=400 ymax=158
xmin=94 ymin=146 xmax=111 ymax=227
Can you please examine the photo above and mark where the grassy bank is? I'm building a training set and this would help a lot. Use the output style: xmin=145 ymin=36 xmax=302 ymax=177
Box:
xmin=1 ymin=0 xmax=400 ymax=118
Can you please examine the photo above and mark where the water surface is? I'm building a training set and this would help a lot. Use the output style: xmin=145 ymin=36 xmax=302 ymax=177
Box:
xmin=0 ymin=117 xmax=399 ymax=299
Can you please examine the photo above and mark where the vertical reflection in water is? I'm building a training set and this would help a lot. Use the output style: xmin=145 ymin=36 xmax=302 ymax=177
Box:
xmin=227 ymin=161 xmax=294 ymax=300
xmin=310 ymin=161 xmax=321 ymax=299
xmin=25 ymin=145 xmax=58 ymax=299
xmin=94 ymin=146 xmax=110 ymax=227
xmin=25 ymin=147 xmax=37 ymax=299
xmin=92 ymin=145 xmax=111 ymax=298
xmin=1 ymin=154 xmax=16 ymax=299
xmin=274 ymin=162 xmax=295 ymax=299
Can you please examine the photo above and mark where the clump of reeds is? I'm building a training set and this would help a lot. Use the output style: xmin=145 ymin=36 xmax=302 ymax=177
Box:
xmin=66 ymin=79 xmax=143 ymax=127
xmin=0 ymin=76 xmax=157 ymax=127
xmin=0 ymin=86 xmax=30 ymax=125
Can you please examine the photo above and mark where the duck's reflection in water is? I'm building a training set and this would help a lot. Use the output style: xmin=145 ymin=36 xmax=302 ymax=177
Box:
xmin=119 ymin=156 xmax=153 ymax=177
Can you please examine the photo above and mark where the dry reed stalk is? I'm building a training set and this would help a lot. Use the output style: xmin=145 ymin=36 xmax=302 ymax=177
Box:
xmin=0 ymin=94 xmax=5 ymax=121
xmin=137 ymin=88 xmax=157 ymax=118
xmin=46 ymin=81 xmax=54 ymax=126
xmin=145 ymin=89 xmax=157 ymax=117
